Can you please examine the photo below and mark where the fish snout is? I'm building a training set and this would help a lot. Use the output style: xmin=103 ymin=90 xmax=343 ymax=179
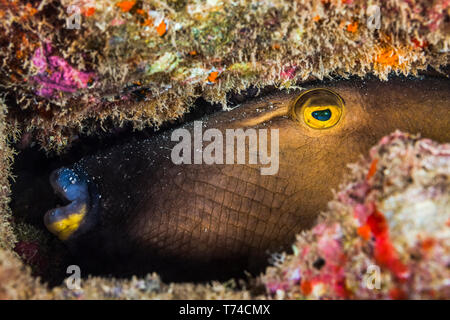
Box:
xmin=44 ymin=167 xmax=100 ymax=241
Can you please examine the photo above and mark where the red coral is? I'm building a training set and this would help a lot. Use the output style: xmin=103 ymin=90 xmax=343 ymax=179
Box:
xmin=367 ymin=209 xmax=409 ymax=281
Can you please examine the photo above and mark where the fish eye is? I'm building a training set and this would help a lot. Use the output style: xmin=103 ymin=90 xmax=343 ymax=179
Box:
xmin=291 ymin=88 xmax=344 ymax=129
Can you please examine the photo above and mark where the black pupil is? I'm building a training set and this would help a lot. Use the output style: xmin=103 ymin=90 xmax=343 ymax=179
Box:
xmin=312 ymin=109 xmax=331 ymax=121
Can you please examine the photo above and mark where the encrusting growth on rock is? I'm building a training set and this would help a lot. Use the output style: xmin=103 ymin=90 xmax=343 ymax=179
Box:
xmin=262 ymin=132 xmax=450 ymax=299
xmin=0 ymin=0 xmax=448 ymax=151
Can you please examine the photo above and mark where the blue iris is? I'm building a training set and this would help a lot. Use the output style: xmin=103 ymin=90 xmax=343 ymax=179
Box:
xmin=312 ymin=109 xmax=332 ymax=121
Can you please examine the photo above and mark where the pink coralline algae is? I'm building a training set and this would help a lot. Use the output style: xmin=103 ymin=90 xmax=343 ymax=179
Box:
xmin=30 ymin=42 xmax=95 ymax=99
xmin=262 ymin=131 xmax=450 ymax=299
xmin=280 ymin=66 xmax=298 ymax=80
xmin=425 ymin=0 xmax=450 ymax=31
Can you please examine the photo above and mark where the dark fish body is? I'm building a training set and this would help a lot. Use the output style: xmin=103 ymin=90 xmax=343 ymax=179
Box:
xmin=44 ymin=77 xmax=450 ymax=281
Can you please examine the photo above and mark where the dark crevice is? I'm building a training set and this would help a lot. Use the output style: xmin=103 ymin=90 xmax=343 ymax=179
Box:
xmin=8 ymin=86 xmax=277 ymax=287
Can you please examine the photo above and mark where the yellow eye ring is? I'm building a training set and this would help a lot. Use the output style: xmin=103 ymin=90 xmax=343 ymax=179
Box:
xmin=291 ymin=88 xmax=344 ymax=129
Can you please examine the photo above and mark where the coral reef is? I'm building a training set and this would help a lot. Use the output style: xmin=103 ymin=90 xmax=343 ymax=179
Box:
xmin=262 ymin=132 xmax=450 ymax=299
xmin=0 ymin=0 xmax=448 ymax=151
xmin=0 ymin=0 xmax=449 ymax=300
